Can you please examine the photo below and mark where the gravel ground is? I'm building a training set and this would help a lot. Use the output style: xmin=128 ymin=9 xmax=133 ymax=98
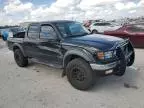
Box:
xmin=0 ymin=39 xmax=144 ymax=108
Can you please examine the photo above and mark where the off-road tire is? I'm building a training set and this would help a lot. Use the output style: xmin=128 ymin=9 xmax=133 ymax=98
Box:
xmin=114 ymin=57 xmax=127 ymax=76
xmin=14 ymin=49 xmax=28 ymax=67
xmin=1 ymin=35 xmax=4 ymax=41
xmin=66 ymin=58 xmax=96 ymax=90
xmin=127 ymin=51 xmax=135 ymax=66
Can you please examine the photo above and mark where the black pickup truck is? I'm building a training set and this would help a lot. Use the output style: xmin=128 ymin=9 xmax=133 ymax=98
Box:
xmin=7 ymin=20 xmax=135 ymax=90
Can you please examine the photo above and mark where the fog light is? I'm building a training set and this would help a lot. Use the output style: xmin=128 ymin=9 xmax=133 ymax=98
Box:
xmin=105 ymin=70 xmax=113 ymax=74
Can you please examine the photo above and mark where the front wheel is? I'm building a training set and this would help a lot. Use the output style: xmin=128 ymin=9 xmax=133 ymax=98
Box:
xmin=66 ymin=58 xmax=96 ymax=90
xmin=127 ymin=52 xmax=135 ymax=66
xmin=114 ymin=59 xmax=127 ymax=76
xmin=14 ymin=49 xmax=28 ymax=67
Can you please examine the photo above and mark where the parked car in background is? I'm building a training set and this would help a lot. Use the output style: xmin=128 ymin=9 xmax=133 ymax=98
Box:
xmin=90 ymin=22 xmax=121 ymax=34
xmin=0 ymin=27 xmax=25 ymax=41
xmin=0 ymin=28 xmax=10 ymax=41
xmin=104 ymin=24 xmax=144 ymax=48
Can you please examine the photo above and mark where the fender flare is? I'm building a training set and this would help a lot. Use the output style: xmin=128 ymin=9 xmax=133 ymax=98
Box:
xmin=13 ymin=43 xmax=27 ymax=57
xmin=63 ymin=49 xmax=95 ymax=68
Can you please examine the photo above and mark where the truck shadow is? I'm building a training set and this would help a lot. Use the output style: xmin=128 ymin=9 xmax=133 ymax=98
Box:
xmin=91 ymin=66 xmax=141 ymax=92
xmin=27 ymin=61 xmax=141 ymax=92
xmin=27 ymin=62 xmax=63 ymax=78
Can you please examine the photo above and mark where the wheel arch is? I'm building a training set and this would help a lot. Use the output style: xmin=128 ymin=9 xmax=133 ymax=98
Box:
xmin=13 ymin=43 xmax=27 ymax=57
xmin=62 ymin=49 xmax=95 ymax=77
xmin=63 ymin=49 xmax=94 ymax=67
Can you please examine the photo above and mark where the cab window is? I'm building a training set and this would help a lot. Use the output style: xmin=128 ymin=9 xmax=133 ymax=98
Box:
xmin=28 ymin=25 xmax=39 ymax=39
xmin=40 ymin=25 xmax=57 ymax=39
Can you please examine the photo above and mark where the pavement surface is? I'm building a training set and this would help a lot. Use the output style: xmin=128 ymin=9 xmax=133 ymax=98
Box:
xmin=0 ymin=39 xmax=144 ymax=108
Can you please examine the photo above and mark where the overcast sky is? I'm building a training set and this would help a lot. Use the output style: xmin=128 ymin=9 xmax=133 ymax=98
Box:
xmin=0 ymin=0 xmax=144 ymax=25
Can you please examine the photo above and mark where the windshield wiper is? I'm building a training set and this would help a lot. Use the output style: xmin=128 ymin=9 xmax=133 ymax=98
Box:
xmin=65 ymin=32 xmax=90 ymax=38
xmin=78 ymin=32 xmax=89 ymax=36
xmin=70 ymin=33 xmax=89 ymax=37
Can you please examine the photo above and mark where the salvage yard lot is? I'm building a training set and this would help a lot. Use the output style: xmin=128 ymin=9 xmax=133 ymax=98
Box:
xmin=0 ymin=40 xmax=144 ymax=108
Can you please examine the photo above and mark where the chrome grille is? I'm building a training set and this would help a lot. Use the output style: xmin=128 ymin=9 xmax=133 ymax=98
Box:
xmin=115 ymin=40 xmax=129 ymax=59
xmin=113 ymin=39 xmax=129 ymax=49
xmin=120 ymin=44 xmax=129 ymax=56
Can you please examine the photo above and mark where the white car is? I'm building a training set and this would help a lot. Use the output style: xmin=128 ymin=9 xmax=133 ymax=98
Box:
xmin=90 ymin=22 xmax=121 ymax=34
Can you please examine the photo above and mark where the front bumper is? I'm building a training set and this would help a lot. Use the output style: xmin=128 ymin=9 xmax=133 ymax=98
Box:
xmin=90 ymin=61 xmax=119 ymax=71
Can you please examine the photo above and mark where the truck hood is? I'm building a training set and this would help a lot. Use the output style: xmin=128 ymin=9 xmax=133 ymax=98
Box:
xmin=63 ymin=34 xmax=123 ymax=51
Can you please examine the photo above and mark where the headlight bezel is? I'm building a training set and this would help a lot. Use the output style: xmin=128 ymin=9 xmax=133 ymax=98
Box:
xmin=96 ymin=50 xmax=116 ymax=60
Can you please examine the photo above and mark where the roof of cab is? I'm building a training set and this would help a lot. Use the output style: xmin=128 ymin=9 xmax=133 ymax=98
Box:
xmin=30 ymin=20 xmax=74 ymax=25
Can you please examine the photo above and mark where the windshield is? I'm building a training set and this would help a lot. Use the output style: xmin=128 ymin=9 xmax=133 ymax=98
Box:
xmin=55 ymin=22 xmax=90 ymax=37
xmin=93 ymin=22 xmax=111 ymax=26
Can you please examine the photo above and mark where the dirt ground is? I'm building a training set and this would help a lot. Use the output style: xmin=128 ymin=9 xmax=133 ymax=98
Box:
xmin=0 ymin=39 xmax=144 ymax=108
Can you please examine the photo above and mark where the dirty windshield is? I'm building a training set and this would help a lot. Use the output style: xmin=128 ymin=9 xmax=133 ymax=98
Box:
xmin=56 ymin=22 xmax=90 ymax=37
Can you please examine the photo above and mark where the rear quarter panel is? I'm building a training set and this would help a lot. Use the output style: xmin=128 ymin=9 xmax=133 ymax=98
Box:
xmin=7 ymin=38 xmax=24 ymax=50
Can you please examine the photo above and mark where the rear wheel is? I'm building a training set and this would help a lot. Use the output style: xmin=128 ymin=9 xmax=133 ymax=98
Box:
xmin=66 ymin=58 xmax=96 ymax=90
xmin=14 ymin=49 xmax=28 ymax=67
xmin=1 ymin=35 xmax=4 ymax=41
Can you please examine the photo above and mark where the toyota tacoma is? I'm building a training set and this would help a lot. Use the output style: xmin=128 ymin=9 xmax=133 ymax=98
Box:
xmin=7 ymin=20 xmax=135 ymax=90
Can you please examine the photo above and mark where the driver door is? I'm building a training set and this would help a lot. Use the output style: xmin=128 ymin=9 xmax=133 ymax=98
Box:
xmin=37 ymin=24 xmax=62 ymax=64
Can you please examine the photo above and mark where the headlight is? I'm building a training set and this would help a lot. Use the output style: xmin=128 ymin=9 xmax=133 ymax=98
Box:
xmin=97 ymin=51 xmax=116 ymax=60
xmin=104 ymin=51 xmax=113 ymax=59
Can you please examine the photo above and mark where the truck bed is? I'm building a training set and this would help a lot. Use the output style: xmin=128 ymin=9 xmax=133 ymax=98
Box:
xmin=7 ymin=32 xmax=25 ymax=51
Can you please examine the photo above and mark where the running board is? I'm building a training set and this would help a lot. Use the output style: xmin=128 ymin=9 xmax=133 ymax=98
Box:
xmin=30 ymin=58 xmax=63 ymax=69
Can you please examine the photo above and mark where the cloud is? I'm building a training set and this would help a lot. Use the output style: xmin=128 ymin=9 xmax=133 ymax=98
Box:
xmin=79 ymin=0 xmax=121 ymax=7
xmin=29 ymin=0 xmax=82 ymax=21
xmin=129 ymin=10 xmax=137 ymax=13
xmin=4 ymin=0 xmax=33 ymax=14
xmin=115 ymin=2 xmax=125 ymax=10
xmin=0 ymin=0 xmax=144 ymax=25
xmin=115 ymin=2 xmax=137 ymax=10
xmin=138 ymin=0 xmax=144 ymax=6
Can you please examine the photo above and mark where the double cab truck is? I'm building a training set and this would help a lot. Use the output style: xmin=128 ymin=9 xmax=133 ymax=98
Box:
xmin=7 ymin=20 xmax=135 ymax=90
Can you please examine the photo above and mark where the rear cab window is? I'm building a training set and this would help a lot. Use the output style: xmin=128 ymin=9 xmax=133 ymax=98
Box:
xmin=28 ymin=24 xmax=39 ymax=39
